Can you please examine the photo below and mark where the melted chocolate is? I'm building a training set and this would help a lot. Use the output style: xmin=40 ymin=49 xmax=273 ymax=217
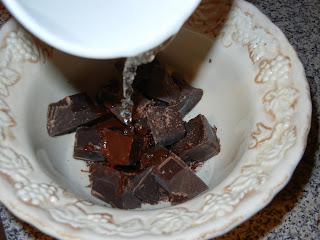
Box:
xmin=91 ymin=163 xmax=141 ymax=209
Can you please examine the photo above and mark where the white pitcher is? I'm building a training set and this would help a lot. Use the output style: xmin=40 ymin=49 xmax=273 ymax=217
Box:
xmin=2 ymin=0 xmax=201 ymax=59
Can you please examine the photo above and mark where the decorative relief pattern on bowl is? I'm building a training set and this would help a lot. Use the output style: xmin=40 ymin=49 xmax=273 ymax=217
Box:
xmin=0 ymin=27 xmax=51 ymax=140
xmin=0 ymin=0 xmax=305 ymax=238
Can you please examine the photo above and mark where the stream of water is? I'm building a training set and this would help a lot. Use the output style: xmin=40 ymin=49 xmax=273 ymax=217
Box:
xmin=120 ymin=38 xmax=174 ymax=125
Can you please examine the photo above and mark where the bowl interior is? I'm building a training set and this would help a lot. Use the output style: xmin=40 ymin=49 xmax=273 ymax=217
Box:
xmin=23 ymin=27 xmax=254 ymax=209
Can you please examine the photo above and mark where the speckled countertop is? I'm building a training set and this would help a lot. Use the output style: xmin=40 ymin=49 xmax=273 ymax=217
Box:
xmin=0 ymin=0 xmax=319 ymax=239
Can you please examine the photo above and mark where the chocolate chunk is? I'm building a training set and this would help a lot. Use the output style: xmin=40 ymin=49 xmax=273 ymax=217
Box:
xmin=136 ymin=59 xmax=160 ymax=78
xmin=96 ymin=86 xmax=126 ymax=124
xmin=144 ymin=66 xmax=180 ymax=104
xmin=173 ymin=76 xmax=203 ymax=117
xmin=101 ymin=129 xmax=133 ymax=166
xmin=132 ymin=92 xmax=152 ymax=134
xmin=171 ymin=114 xmax=220 ymax=163
xmin=133 ymin=118 xmax=150 ymax=135
xmin=128 ymin=135 xmax=151 ymax=169
xmin=132 ymin=92 xmax=152 ymax=121
xmin=133 ymin=167 xmax=160 ymax=204
xmin=152 ymin=153 xmax=208 ymax=204
xmin=94 ymin=116 xmax=126 ymax=131
xmin=98 ymin=85 xmax=152 ymax=127
xmin=47 ymin=93 xmax=108 ymax=136
xmin=132 ymin=59 xmax=161 ymax=92
xmin=73 ymin=127 xmax=105 ymax=162
xmin=152 ymin=98 xmax=169 ymax=107
xmin=101 ymin=130 xmax=137 ymax=166
xmin=96 ymin=82 xmax=120 ymax=105
xmin=146 ymin=105 xmax=186 ymax=146
xmin=107 ymin=102 xmax=127 ymax=125
xmin=140 ymin=145 xmax=169 ymax=170
xmin=91 ymin=163 xmax=141 ymax=209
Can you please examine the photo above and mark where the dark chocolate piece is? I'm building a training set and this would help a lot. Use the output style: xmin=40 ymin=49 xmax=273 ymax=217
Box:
xmin=132 ymin=92 xmax=152 ymax=121
xmin=152 ymin=153 xmax=208 ymax=204
xmin=96 ymin=86 xmax=126 ymax=124
xmin=73 ymin=127 xmax=105 ymax=162
xmin=136 ymin=59 xmax=160 ymax=78
xmin=47 ymin=93 xmax=108 ymax=136
xmin=128 ymin=135 xmax=151 ymax=169
xmin=94 ymin=116 xmax=126 ymax=131
xmin=132 ymin=59 xmax=160 ymax=92
xmin=91 ymin=163 xmax=141 ymax=209
xmin=132 ymin=92 xmax=152 ymax=134
xmin=173 ymin=75 xmax=203 ymax=117
xmin=101 ymin=130 xmax=137 ymax=166
xmin=98 ymin=85 xmax=152 ymax=127
xmin=146 ymin=105 xmax=186 ymax=146
xmin=144 ymin=66 xmax=180 ymax=104
xmin=133 ymin=118 xmax=150 ymax=135
xmin=133 ymin=167 xmax=160 ymax=204
xmin=96 ymin=83 xmax=120 ymax=105
xmin=152 ymin=98 xmax=169 ymax=107
xmin=140 ymin=145 xmax=170 ymax=170
xmin=171 ymin=114 xmax=220 ymax=163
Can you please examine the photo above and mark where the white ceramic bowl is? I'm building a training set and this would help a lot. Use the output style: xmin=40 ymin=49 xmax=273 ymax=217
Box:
xmin=1 ymin=0 xmax=201 ymax=59
xmin=0 ymin=0 xmax=311 ymax=239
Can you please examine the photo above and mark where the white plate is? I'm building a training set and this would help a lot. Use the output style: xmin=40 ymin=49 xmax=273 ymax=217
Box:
xmin=0 ymin=0 xmax=311 ymax=239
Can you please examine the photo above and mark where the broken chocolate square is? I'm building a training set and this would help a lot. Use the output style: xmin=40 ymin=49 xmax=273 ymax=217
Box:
xmin=73 ymin=127 xmax=105 ymax=162
xmin=146 ymin=105 xmax=186 ymax=146
xmin=132 ymin=59 xmax=161 ymax=92
xmin=173 ymin=75 xmax=203 ymax=117
xmin=128 ymin=134 xmax=152 ymax=169
xmin=131 ymin=92 xmax=152 ymax=134
xmin=98 ymin=85 xmax=152 ymax=127
xmin=144 ymin=66 xmax=180 ymax=104
xmin=133 ymin=118 xmax=150 ymax=135
xmin=140 ymin=145 xmax=170 ymax=170
xmin=96 ymin=86 xmax=126 ymax=124
xmin=96 ymin=82 xmax=120 ymax=105
xmin=91 ymin=163 xmax=141 ymax=209
xmin=133 ymin=167 xmax=160 ymax=204
xmin=101 ymin=130 xmax=137 ymax=167
xmin=152 ymin=153 xmax=208 ymax=204
xmin=132 ymin=92 xmax=152 ymax=121
xmin=94 ymin=116 xmax=126 ymax=131
xmin=171 ymin=114 xmax=220 ymax=163
xmin=47 ymin=93 xmax=109 ymax=136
